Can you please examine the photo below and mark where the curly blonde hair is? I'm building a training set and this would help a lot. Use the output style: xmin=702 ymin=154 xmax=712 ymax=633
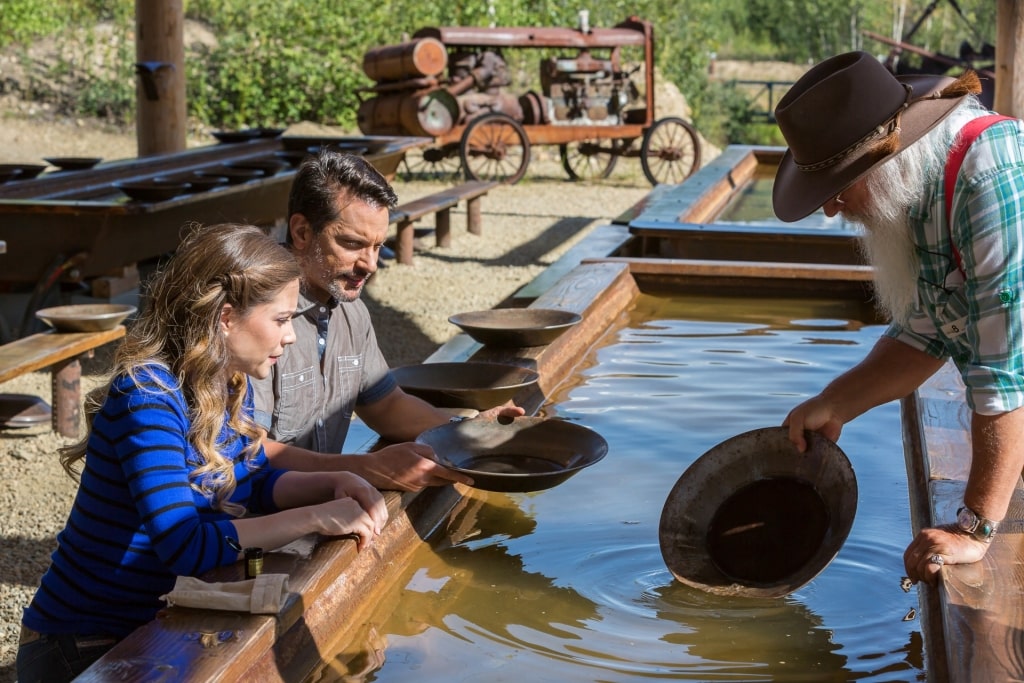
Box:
xmin=61 ymin=223 xmax=301 ymax=514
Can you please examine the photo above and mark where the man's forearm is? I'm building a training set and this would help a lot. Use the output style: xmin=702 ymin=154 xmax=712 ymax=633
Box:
xmin=965 ymin=408 xmax=1024 ymax=522
xmin=822 ymin=336 xmax=945 ymax=420
xmin=263 ymin=438 xmax=369 ymax=475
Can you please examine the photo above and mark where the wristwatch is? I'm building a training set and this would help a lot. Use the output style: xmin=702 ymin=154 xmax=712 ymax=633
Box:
xmin=956 ymin=506 xmax=999 ymax=543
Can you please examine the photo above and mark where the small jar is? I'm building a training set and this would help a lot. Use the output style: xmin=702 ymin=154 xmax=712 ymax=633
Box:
xmin=244 ymin=547 xmax=264 ymax=579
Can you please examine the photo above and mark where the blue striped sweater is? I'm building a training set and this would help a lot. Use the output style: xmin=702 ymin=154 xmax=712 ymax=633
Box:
xmin=21 ymin=365 xmax=285 ymax=637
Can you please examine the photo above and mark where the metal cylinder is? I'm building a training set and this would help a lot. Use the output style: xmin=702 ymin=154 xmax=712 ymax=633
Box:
xmin=245 ymin=548 xmax=264 ymax=579
xmin=358 ymin=90 xmax=459 ymax=137
xmin=363 ymin=38 xmax=448 ymax=83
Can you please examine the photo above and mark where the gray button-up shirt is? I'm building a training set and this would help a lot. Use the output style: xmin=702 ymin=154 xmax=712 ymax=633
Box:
xmin=252 ymin=289 xmax=395 ymax=452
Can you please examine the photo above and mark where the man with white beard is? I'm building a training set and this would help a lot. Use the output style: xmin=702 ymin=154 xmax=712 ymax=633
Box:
xmin=771 ymin=51 xmax=1024 ymax=585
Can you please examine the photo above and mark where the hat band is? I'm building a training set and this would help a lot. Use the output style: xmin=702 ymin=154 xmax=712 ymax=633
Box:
xmin=794 ymin=83 xmax=913 ymax=173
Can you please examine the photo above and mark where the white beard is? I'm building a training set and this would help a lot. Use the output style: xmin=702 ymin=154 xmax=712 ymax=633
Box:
xmin=849 ymin=172 xmax=921 ymax=326
xmin=857 ymin=215 xmax=919 ymax=326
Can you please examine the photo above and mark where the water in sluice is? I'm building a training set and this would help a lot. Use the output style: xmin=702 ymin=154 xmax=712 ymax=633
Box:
xmin=317 ymin=293 xmax=924 ymax=682
xmin=715 ymin=171 xmax=860 ymax=233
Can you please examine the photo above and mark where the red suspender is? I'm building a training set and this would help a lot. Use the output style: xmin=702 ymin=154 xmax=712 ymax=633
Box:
xmin=943 ymin=114 xmax=1014 ymax=274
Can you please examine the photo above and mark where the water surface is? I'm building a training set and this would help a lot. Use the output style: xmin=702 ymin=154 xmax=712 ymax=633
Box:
xmin=324 ymin=293 xmax=923 ymax=682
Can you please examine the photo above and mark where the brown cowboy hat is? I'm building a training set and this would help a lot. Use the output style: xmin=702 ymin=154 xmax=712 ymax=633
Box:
xmin=773 ymin=51 xmax=976 ymax=223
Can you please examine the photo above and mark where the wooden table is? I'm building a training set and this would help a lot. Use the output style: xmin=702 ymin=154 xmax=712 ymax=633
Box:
xmin=0 ymin=326 xmax=126 ymax=435
xmin=0 ymin=134 xmax=429 ymax=285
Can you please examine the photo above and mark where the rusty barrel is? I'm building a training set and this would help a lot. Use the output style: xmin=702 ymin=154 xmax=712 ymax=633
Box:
xmin=363 ymin=38 xmax=448 ymax=83
xmin=357 ymin=89 xmax=459 ymax=137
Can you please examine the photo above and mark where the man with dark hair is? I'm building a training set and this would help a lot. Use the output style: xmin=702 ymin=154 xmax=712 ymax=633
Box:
xmin=254 ymin=150 xmax=522 ymax=490
xmin=772 ymin=51 xmax=1024 ymax=585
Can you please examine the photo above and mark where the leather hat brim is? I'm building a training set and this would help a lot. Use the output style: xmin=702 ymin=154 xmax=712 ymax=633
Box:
xmin=773 ymin=75 xmax=966 ymax=223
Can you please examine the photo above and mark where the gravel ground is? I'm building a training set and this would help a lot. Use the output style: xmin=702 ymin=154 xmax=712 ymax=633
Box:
xmin=0 ymin=127 xmax=665 ymax=679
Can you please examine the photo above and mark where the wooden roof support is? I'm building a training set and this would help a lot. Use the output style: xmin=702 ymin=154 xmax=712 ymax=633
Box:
xmin=995 ymin=0 xmax=1023 ymax=118
xmin=135 ymin=0 xmax=186 ymax=156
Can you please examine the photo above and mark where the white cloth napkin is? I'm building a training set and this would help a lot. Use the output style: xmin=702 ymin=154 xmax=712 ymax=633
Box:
xmin=160 ymin=573 xmax=290 ymax=614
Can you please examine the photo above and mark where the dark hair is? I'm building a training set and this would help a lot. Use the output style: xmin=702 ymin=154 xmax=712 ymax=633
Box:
xmin=287 ymin=149 xmax=398 ymax=243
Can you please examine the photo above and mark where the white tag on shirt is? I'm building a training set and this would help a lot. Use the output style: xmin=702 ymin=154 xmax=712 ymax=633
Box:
xmin=941 ymin=316 xmax=969 ymax=339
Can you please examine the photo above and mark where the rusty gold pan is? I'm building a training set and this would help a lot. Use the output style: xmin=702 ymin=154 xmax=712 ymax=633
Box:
xmin=659 ymin=426 xmax=857 ymax=599
xmin=392 ymin=361 xmax=539 ymax=410
xmin=448 ymin=308 xmax=582 ymax=348
xmin=35 ymin=303 xmax=137 ymax=333
xmin=417 ymin=416 xmax=608 ymax=492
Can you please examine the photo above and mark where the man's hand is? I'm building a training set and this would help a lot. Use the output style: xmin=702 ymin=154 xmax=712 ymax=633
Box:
xmin=477 ymin=401 xmax=525 ymax=422
xmin=782 ymin=395 xmax=846 ymax=452
xmin=903 ymin=524 xmax=991 ymax=585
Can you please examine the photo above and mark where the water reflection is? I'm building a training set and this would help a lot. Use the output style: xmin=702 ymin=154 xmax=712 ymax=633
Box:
xmin=313 ymin=293 xmax=924 ymax=682
xmin=715 ymin=175 xmax=860 ymax=234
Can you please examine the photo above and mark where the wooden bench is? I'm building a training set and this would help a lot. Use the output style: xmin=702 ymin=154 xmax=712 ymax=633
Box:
xmin=0 ymin=326 xmax=126 ymax=437
xmin=388 ymin=180 xmax=499 ymax=265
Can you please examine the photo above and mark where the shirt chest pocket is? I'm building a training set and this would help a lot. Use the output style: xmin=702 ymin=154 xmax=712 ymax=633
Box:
xmin=335 ymin=355 xmax=362 ymax=400
xmin=277 ymin=364 xmax=318 ymax=417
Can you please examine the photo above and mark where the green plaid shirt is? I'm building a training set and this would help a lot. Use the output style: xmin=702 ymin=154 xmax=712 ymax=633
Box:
xmin=886 ymin=113 xmax=1024 ymax=415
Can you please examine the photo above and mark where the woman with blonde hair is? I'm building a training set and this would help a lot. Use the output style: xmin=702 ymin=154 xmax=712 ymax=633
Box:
xmin=16 ymin=223 xmax=388 ymax=683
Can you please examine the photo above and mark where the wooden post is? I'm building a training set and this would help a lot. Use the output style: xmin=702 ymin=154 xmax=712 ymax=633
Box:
xmin=53 ymin=357 xmax=82 ymax=438
xmin=135 ymin=0 xmax=186 ymax=156
xmin=994 ymin=0 xmax=1023 ymax=118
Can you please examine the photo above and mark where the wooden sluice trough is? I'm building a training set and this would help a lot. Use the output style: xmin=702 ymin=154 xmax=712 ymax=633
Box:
xmin=78 ymin=145 xmax=1008 ymax=682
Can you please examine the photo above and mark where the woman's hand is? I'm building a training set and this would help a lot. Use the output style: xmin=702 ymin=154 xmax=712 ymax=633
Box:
xmin=310 ymin=496 xmax=384 ymax=551
xmin=327 ymin=472 xmax=389 ymax=533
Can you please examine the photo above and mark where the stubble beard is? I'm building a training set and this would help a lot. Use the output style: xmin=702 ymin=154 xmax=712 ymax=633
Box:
xmin=309 ymin=241 xmax=368 ymax=304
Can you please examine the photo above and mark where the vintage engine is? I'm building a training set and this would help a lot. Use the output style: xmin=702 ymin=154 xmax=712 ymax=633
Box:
xmin=357 ymin=28 xmax=644 ymax=136
xmin=538 ymin=50 xmax=640 ymax=126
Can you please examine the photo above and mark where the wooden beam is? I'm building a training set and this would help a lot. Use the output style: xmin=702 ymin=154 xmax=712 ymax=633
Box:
xmin=995 ymin=0 xmax=1023 ymax=117
xmin=135 ymin=0 xmax=186 ymax=156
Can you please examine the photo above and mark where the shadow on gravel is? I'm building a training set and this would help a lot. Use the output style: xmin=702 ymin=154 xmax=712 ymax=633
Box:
xmin=1 ymin=534 xmax=58 ymax=590
xmin=360 ymin=292 xmax=440 ymax=367
xmin=362 ymin=215 xmax=595 ymax=367
xmin=497 ymin=216 xmax=594 ymax=266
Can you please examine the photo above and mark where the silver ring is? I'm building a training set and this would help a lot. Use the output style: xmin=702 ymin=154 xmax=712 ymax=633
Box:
xmin=929 ymin=554 xmax=944 ymax=566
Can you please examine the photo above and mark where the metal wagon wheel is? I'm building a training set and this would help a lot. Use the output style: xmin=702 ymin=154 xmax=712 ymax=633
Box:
xmin=400 ymin=143 xmax=462 ymax=182
xmin=559 ymin=138 xmax=623 ymax=181
xmin=640 ymin=117 xmax=702 ymax=186
xmin=459 ymin=113 xmax=531 ymax=184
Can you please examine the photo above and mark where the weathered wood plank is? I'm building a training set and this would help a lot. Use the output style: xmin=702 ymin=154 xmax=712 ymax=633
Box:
xmin=0 ymin=327 xmax=125 ymax=384
xmin=931 ymin=480 xmax=1024 ymax=682
xmin=586 ymin=256 xmax=874 ymax=281
xmin=904 ymin=360 xmax=1024 ymax=682
xmin=472 ymin=261 xmax=639 ymax=415
xmin=511 ymin=224 xmax=632 ymax=304
xmin=80 ymin=485 xmax=466 ymax=682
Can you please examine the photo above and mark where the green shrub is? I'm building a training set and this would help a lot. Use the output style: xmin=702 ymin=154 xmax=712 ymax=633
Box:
xmin=1 ymin=0 xmax=997 ymax=148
